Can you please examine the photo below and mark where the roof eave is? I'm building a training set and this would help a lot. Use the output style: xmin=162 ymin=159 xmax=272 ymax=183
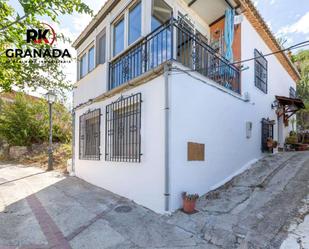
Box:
xmin=72 ymin=0 xmax=121 ymax=49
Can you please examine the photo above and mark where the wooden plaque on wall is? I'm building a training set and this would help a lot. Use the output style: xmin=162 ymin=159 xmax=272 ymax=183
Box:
xmin=187 ymin=142 xmax=205 ymax=161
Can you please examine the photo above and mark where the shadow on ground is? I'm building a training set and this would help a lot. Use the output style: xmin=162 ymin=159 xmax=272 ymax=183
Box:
xmin=0 ymin=152 xmax=309 ymax=249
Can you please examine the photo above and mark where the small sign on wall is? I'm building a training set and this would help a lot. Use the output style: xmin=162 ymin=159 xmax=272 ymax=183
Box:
xmin=187 ymin=142 xmax=205 ymax=161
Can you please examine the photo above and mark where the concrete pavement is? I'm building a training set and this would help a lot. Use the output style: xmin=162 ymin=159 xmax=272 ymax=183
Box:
xmin=168 ymin=152 xmax=309 ymax=249
xmin=0 ymin=152 xmax=308 ymax=249
xmin=0 ymin=163 xmax=209 ymax=249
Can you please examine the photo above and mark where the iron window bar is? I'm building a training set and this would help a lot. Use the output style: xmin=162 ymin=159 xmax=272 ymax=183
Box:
xmin=254 ymin=49 xmax=268 ymax=94
xmin=79 ymin=109 xmax=101 ymax=160
xmin=261 ymin=118 xmax=275 ymax=152
xmin=105 ymin=93 xmax=142 ymax=162
xmin=109 ymin=18 xmax=241 ymax=93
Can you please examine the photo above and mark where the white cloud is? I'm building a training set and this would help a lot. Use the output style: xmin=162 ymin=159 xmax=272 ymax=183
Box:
xmin=72 ymin=0 xmax=107 ymax=33
xmin=253 ymin=0 xmax=259 ymax=7
xmin=270 ymin=0 xmax=276 ymax=5
xmin=277 ymin=11 xmax=309 ymax=36
xmin=72 ymin=13 xmax=93 ymax=34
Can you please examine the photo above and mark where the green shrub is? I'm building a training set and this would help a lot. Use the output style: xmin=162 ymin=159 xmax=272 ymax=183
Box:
xmin=0 ymin=93 xmax=71 ymax=146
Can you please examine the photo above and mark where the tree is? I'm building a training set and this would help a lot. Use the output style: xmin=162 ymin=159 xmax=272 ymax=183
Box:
xmin=0 ymin=0 xmax=93 ymax=93
xmin=0 ymin=93 xmax=72 ymax=146
xmin=292 ymin=50 xmax=309 ymax=130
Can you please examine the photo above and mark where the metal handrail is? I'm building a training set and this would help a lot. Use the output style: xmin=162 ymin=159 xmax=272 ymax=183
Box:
xmin=109 ymin=18 xmax=241 ymax=93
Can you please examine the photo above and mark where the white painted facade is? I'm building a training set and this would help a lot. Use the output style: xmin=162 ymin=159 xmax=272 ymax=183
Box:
xmin=73 ymin=0 xmax=298 ymax=213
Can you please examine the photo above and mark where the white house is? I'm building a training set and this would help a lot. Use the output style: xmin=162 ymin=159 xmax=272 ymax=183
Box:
xmin=72 ymin=0 xmax=304 ymax=213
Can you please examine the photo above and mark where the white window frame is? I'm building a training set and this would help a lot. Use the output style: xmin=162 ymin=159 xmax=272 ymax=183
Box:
xmin=77 ymin=43 xmax=94 ymax=80
xmin=88 ymin=45 xmax=95 ymax=72
xmin=111 ymin=0 xmax=143 ymax=59
xmin=79 ymin=52 xmax=87 ymax=79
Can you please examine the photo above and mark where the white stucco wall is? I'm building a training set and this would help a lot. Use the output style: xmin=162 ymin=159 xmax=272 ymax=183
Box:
xmin=73 ymin=0 xmax=214 ymax=106
xmin=73 ymin=3 xmax=298 ymax=213
xmin=73 ymin=64 xmax=107 ymax=107
xmin=167 ymin=16 xmax=297 ymax=211
xmin=74 ymin=76 xmax=166 ymax=213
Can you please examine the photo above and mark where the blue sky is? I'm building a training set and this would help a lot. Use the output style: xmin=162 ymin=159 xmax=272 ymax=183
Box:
xmin=253 ymin=0 xmax=309 ymax=47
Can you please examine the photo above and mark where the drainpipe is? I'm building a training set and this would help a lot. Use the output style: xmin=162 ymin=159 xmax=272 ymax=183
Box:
xmin=164 ymin=63 xmax=171 ymax=212
xmin=71 ymin=95 xmax=76 ymax=176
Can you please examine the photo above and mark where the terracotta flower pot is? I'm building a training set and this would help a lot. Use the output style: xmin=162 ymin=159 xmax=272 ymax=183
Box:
xmin=183 ymin=199 xmax=196 ymax=214
xmin=267 ymin=139 xmax=273 ymax=148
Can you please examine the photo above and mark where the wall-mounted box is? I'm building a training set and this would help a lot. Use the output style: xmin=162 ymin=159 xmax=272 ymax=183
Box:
xmin=246 ymin=121 xmax=253 ymax=138
xmin=187 ymin=142 xmax=205 ymax=161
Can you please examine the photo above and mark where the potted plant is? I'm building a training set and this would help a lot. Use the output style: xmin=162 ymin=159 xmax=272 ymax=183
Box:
xmin=285 ymin=133 xmax=298 ymax=145
xmin=272 ymin=140 xmax=278 ymax=148
xmin=266 ymin=137 xmax=273 ymax=148
xmin=182 ymin=192 xmax=199 ymax=214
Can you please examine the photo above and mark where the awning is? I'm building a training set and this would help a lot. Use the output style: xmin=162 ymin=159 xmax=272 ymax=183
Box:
xmin=275 ymin=96 xmax=305 ymax=122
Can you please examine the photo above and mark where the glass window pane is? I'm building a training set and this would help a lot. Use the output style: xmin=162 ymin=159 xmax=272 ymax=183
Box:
xmin=88 ymin=46 xmax=95 ymax=71
xmin=80 ymin=54 xmax=87 ymax=78
xmin=99 ymin=34 xmax=106 ymax=64
xmin=129 ymin=2 xmax=141 ymax=45
xmin=151 ymin=0 xmax=172 ymax=31
xmin=114 ymin=18 xmax=124 ymax=56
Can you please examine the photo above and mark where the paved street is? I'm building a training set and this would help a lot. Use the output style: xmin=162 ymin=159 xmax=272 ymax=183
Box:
xmin=0 ymin=152 xmax=308 ymax=249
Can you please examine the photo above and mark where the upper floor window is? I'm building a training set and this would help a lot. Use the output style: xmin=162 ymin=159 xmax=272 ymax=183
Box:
xmin=80 ymin=53 xmax=87 ymax=78
xmin=79 ymin=109 xmax=101 ymax=160
xmin=254 ymin=49 xmax=268 ymax=93
xmin=151 ymin=0 xmax=172 ymax=31
xmin=290 ymin=87 xmax=296 ymax=98
xmin=96 ymin=30 xmax=106 ymax=65
xmin=88 ymin=46 xmax=95 ymax=72
xmin=129 ymin=1 xmax=141 ymax=45
xmin=113 ymin=18 xmax=125 ymax=56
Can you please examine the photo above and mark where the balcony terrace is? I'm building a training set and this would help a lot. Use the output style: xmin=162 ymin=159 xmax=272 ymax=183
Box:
xmin=109 ymin=18 xmax=241 ymax=94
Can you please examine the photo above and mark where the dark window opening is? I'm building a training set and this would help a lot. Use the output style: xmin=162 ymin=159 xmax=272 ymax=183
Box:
xmin=105 ymin=93 xmax=142 ymax=162
xmin=254 ymin=49 xmax=268 ymax=93
xmin=96 ymin=30 xmax=106 ymax=65
xmin=79 ymin=109 xmax=101 ymax=160
xmin=289 ymin=87 xmax=296 ymax=98
xmin=261 ymin=118 xmax=274 ymax=152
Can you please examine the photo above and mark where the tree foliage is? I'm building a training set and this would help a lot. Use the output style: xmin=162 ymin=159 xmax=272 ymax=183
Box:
xmin=0 ymin=93 xmax=71 ymax=146
xmin=0 ymin=0 xmax=93 ymax=93
xmin=292 ymin=50 xmax=309 ymax=130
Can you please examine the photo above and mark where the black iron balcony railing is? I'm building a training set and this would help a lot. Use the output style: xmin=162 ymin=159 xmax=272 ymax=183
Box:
xmin=109 ymin=19 xmax=240 ymax=94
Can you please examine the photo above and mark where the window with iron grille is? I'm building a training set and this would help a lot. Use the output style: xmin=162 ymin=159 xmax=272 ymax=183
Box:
xmin=289 ymin=87 xmax=296 ymax=98
xmin=79 ymin=109 xmax=101 ymax=160
xmin=261 ymin=118 xmax=275 ymax=152
xmin=254 ymin=49 xmax=268 ymax=93
xmin=105 ymin=93 xmax=142 ymax=162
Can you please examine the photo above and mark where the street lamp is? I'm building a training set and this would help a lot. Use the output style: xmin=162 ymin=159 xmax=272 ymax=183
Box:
xmin=45 ymin=90 xmax=57 ymax=171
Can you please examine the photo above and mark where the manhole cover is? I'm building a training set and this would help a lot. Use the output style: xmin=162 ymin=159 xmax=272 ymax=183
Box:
xmin=114 ymin=205 xmax=132 ymax=213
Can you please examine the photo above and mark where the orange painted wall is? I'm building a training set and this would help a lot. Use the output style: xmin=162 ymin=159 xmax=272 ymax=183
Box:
xmin=209 ymin=17 xmax=241 ymax=62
